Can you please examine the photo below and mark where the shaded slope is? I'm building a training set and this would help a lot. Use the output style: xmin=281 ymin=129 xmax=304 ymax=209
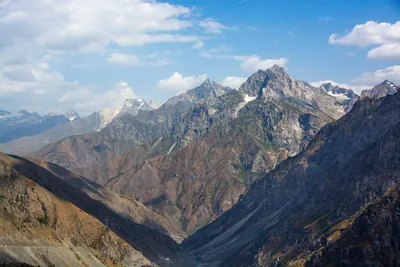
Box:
xmin=77 ymin=92 xmax=335 ymax=235
xmin=27 ymin=157 xmax=186 ymax=242
xmin=0 ymin=153 xmax=196 ymax=267
xmin=182 ymin=91 xmax=400 ymax=266
xmin=0 ymin=153 xmax=152 ymax=267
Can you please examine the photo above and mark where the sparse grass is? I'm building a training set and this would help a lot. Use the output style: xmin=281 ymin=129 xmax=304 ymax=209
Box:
xmin=38 ymin=213 xmax=49 ymax=225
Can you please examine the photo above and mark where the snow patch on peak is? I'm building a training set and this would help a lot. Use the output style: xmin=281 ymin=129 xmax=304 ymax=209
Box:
xmin=244 ymin=95 xmax=256 ymax=103
xmin=98 ymin=107 xmax=122 ymax=129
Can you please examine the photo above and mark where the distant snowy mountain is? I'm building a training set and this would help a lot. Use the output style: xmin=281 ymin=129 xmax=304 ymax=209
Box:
xmin=99 ymin=98 xmax=154 ymax=129
xmin=0 ymin=98 xmax=157 ymax=153
xmin=319 ymin=82 xmax=359 ymax=112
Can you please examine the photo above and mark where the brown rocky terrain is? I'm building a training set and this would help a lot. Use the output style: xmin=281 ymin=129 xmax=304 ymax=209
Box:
xmin=29 ymin=66 xmax=347 ymax=237
xmin=0 ymin=153 xmax=196 ymax=267
xmin=26 ymin=157 xmax=186 ymax=242
xmin=182 ymin=91 xmax=400 ymax=266
xmin=0 ymin=153 xmax=152 ymax=267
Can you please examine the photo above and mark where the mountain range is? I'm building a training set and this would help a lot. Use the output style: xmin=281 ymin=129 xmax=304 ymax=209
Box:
xmin=0 ymin=98 xmax=156 ymax=154
xmin=27 ymin=66 xmax=395 ymax=237
xmin=0 ymin=65 xmax=399 ymax=267
xmin=183 ymin=87 xmax=400 ymax=267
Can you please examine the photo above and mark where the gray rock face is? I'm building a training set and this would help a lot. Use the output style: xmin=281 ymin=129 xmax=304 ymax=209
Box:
xmin=182 ymin=91 xmax=400 ymax=267
xmin=164 ymin=79 xmax=233 ymax=106
xmin=319 ymin=83 xmax=359 ymax=111
xmin=239 ymin=65 xmax=344 ymax=120
xmin=35 ymin=67 xmax=345 ymax=237
xmin=346 ymin=80 xmax=399 ymax=112
xmin=361 ymin=80 xmax=398 ymax=99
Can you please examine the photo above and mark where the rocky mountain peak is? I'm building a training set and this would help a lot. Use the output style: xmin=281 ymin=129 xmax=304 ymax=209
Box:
xmin=360 ymin=79 xmax=398 ymax=100
xmin=320 ymin=83 xmax=358 ymax=99
xmin=268 ymin=64 xmax=287 ymax=74
xmin=64 ymin=108 xmax=80 ymax=121
xmin=192 ymin=79 xmax=232 ymax=98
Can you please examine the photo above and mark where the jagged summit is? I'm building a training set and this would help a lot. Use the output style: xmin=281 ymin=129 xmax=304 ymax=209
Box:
xmin=360 ymin=79 xmax=398 ymax=100
xmin=238 ymin=66 xmax=345 ymax=119
xmin=192 ymin=79 xmax=232 ymax=99
xmin=319 ymin=83 xmax=358 ymax=102
xmin=268 ymin=64 xmax=286 ymax=73
xmin=63 ymin=108 xmax=80 ymax=121
xmin=164 ymin=79 xmax=233 ymax=106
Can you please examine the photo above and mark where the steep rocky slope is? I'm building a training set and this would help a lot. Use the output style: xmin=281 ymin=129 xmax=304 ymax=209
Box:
xmin=319 ymin=83 xmax=358 ymax=112
xmin=26 ymin=157 xmax=186 ymax=242
xmin=49 ymin=66 xmax=345 ymax=236
xmin=182 ymin=91 xmax=400 ymax=266
xmin=0 ymin=153 xmax=152 ymax=267
xmin=345 ymin=80 xmax=398 ymax=112
xmin=0 ymin=153 xmax=196 ymax=267
xmin=307 ymin=184 xmax=400 ymax=267
xmin=28 ymin=80 xmax=233 ymax=171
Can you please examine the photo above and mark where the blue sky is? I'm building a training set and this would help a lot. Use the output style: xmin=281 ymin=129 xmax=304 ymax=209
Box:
xmin=0 ymin=0 xmax=399 ymax=114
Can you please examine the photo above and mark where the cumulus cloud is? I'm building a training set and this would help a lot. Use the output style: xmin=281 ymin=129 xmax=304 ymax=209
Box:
xmin=367 ymin=43 xmax=400 ymax=60
xmin=0 ymin=61 xmax=139 ymax=114
xmin=329 ymin=21 xmax=400 ymax=46
xmin=329 ymin=21 xmax=400 ymax=60
xmin=157 ymin=72 xmax=207 ymax=91
xmin=200 ymin=52 xmax=288 ymax=73
xmin=352 ymin=65 xmax=400 ymax=85
xmin=240 ymin=56 xmax=288 ymax=73
xmin=0 ymin=0 xmax=198 ymax=65
xmin=220 ymin=76 xmax=247 ymax=89
xmin=59 ymin=82 xmax=136 ymax=113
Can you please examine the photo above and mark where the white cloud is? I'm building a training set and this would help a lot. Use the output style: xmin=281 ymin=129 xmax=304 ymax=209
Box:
xmin=192 ymin=40 xmax=205 ymax=49
xmin=200 ymin=52 xmax=288 ymax=73
xmin=367 ymin=43 xmax=400 ymax=60
xmin=240 ymin=56 xmax=288 ymax=73
xmin=352 ymin=65 xmax=400 ymax=85
xmin=329 ymin=21 xmax=400 ymax=60
xmin=105 ymin=52 xmax=174 ymax=66
xmin=157 ymin=72 xmax=207 ymax=91
xmin=329 ymin=21 xmax=400 ymax=46
xmin=199 ymin=18 xmax=230 ymax=34
xmin=59 ymin=81 xmax=136 ymax=113
xmin=221 ymin=76 xmax=247 ymax=89
xmin=0 ymin=0 xmax=199 ymax=65
xmin=106 ymin=53 xmax=142 ymax=65
xmin=0 ymin=61 xmax=139 ymax=114
xmin=113 ymin=34 xmax=200 ymax=47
